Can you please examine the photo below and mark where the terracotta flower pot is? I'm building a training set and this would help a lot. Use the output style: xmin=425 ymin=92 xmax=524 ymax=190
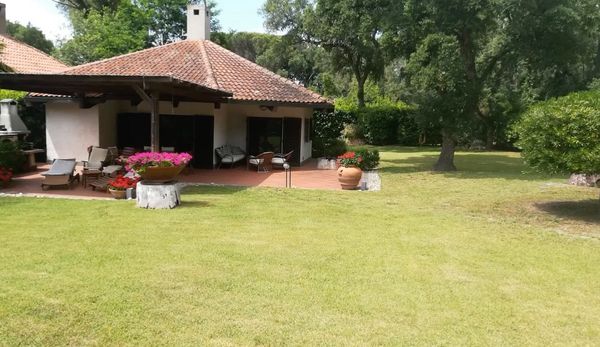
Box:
xmin=138 ymin=165 xmax=185 ymax=183
xmin=337 ymin=166 xmax=362 ymax=190
xmin=108 ymin=188 xmax=127 ymax=200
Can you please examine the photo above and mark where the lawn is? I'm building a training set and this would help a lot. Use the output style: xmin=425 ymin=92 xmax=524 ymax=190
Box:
xmin=1 ymin=147 xmax=599 ymax=346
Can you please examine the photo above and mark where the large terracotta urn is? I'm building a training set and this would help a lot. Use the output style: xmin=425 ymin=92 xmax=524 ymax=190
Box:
xmin=337 ymin=166 xmax=362 ymax=190
xmin=139 ymin=166 xmax=185 ymax=183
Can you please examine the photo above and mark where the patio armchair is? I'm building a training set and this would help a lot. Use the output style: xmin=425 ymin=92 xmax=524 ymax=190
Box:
xmin=247 ymin=152 xmax=274 ymax=172
xmin=216 ymin=145 xmax=246 ymax=169
xmin=272 ymin=150 xmax=294 ymax=169
xmin=82 ymin=147 xmax=109 ymax=171
xmin=41 ymin=159 xmax=80 ymax=190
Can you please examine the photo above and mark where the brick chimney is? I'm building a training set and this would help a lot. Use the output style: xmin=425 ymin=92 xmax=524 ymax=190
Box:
xmin=0 ymin=3 xmax=7 ymax=35
xmin=187 ymin=1 xmax=210 ymax=40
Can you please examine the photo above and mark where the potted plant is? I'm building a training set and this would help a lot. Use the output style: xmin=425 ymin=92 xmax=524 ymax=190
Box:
xmin=0 ymin=166 xmax=13 ymax=189
xmin=107 ymin=175 xmax=140 ymax=199
xmin=127 ymin=152 xmax=193 ymax=183
xmin=357 ymin=148 xmax=381 ymax=191
xmin=337 ymin=151 xmax=363 ymax=190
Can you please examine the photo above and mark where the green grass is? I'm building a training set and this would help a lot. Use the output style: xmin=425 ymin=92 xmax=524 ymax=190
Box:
xmin=1 ymin=147 xmax=599 ymax=346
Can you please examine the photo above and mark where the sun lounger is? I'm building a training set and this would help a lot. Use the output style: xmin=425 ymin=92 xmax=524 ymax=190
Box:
xmin=41 ymin=159 xmax=79 ymax=190
xmin=83 ymin=147 xmax=109 ymax=170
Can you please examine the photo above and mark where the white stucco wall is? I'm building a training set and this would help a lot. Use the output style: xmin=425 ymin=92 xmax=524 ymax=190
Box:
xmin=46 ymin=101 xmax=100 ymax=162
xmin=45 ymin=99 xmax=315 ymax=164
xmin=98 ymin=101 xmax=120 ymax=148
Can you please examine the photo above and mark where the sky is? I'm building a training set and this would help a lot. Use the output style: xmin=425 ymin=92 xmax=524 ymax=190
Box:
xmin=2 ymin=0 xmax=268 ymax=43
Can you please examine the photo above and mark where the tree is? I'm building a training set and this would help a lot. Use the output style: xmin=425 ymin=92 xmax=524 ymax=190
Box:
xmin=262 ymin=0 xmax=395 ymax=107
xmin=53 ymin=0 xmax=121 ymax=14
xmin=514 ymin=90 xmax=600 ymax=175
xmin=213 ymin=31 xmax=329 ymax=89
xmin=396 ymin=0 xmax=598 ymax=171
xmin=56 ymin=2 xmax=148 ymax=65
xmin=137 ymin=0 xmax=221 ymax=46
xmin=6 ymin=22 xmax=54 ymax=54
xmin=56 ymin=0 xmax=222 ymax=64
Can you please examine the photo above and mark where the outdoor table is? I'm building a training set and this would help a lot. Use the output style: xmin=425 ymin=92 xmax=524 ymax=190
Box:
xmin=22 ymin=149 xmax=45 ymax=171
xmin=81 ymin=169 xmax=102 ymax=188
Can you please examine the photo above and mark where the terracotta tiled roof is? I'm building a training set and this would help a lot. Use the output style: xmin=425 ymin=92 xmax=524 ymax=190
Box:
xmin=0 ymin=35 xmax=68 ymax=73
xmin=61 ymin=40 xmax=330 ymax=106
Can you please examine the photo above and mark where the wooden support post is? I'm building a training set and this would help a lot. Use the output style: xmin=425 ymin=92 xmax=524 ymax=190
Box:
xmin=132 ymin=85 xmax=160 ymax=152
xmin=150 ymin=92 xmax=160 ymax=152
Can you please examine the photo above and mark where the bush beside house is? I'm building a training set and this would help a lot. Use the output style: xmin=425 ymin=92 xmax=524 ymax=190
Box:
xmin=0 ymin=141 xmax=26 ymax=173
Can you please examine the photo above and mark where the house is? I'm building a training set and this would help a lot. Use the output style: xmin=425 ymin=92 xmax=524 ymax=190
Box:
xmin=0 ymin=4 xmax=68 ymax=73
xmin=0 ymin=3 xmax=332 ymax=168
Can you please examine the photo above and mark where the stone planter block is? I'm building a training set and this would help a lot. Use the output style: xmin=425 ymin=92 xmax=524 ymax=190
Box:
xmin=136 ymin=181 xmax=181 ymax=209
xmin=317 ymin=158 xmax=338 ymax=170
xmin=568 ymin=174 xmax=600 ymax=187
xmin=362 ymin=170 xmax=381 ymax=191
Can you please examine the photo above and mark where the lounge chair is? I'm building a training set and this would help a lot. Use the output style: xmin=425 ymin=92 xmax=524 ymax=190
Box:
xmin=216 ymin=145 xmax=246 ymax=169
xmin=247 ymin=152 xmax=274 ymax=172
xmin=272 ymin=151 xmax=294 ymax=169
xmin=83 ymin=147 xmax=109 ymax=170
xmin=41 ymin=159 xmax=79 ymax=190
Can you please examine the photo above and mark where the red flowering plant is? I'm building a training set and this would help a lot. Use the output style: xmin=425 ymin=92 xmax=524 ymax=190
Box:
xmin=0 ymin=166 xmax=13 ymax=187
xmin=107 ymin=175 xmax=140 ymax=191
xmin=338 ymin=151 xmax=363 ymax=168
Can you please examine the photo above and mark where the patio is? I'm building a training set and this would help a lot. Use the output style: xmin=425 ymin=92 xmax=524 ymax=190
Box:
xmin=2 ymin=161 xmax=341 ymax=200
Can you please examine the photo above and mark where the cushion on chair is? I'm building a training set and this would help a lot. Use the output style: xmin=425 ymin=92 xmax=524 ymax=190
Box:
xmin=221 ymin=154 xmax=245 ymax=163
xmin=86 ymin=161 xmax=103 ymax=170
xmin=248 ymin=158 xmax=264 ymax=165
xmin=231 ymin=146 xmax=245 ymax=155
xmin=42 ymin=159 xmax=76 ymax=176
xmin=272 ymin=157 xmax=286 ymax=165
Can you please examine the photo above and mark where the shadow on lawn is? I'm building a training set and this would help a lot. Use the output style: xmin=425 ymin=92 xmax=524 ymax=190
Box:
xmin=380 ymin=152 xmax=554 ymax=181
xmin=535 ymin=199 xmax=600 ymax=224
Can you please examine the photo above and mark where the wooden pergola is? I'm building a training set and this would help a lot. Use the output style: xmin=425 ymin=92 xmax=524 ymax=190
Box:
xmin=0 ymin=73 xmax=232 ymax=152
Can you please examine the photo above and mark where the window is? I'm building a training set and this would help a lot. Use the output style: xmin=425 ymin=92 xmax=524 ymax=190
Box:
xmin=193 ymin=9 xmax=200 ymax=15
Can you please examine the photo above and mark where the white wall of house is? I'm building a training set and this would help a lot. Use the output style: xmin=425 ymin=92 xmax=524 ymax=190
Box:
xmin=45 ymin=99 xmax=314 ymax=164
xmin=46 ymin=101 xmax=100 ymax=162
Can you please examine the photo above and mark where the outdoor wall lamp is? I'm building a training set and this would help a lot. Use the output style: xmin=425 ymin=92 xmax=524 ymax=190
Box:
xmin=259 ymin=105 xmax=275 ymax=112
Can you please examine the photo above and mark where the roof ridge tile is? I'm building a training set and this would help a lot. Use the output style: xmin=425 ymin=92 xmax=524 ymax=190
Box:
xmin=197 ymin=40 xmax=221 ymax=91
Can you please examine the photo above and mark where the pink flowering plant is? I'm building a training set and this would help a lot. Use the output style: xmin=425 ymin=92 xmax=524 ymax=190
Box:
xmin=126 ymin=152 xmax=193 ymax=174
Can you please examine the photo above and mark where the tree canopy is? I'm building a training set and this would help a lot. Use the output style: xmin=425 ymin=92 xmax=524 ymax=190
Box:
xmin=56 ymin=0 xmax=221 ymax=64
xmin=6 ymin=22 xmax=55 ymax=54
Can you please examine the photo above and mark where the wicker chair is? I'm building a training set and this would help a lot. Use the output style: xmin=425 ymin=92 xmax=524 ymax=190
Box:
xmin=272 ymin=150 xmax=294 ymax=169
xmin=247 ymin=152 xmax=274 ymax=172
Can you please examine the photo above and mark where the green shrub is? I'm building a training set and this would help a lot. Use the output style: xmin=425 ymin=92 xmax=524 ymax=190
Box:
xmin=355 ymin=148 xmax=380 ymax=171
xmin=0 ymin=141 xmax=25 ymax=172
xmin=514 ymin=90 xmax=600 ymax=174
xmin=313 ymin=138 xmax=347 ymax=158
xmin=312 ymin=110 xmax=354 ymax=158
xmin=355 ymin=104 xmax=417 ymax=145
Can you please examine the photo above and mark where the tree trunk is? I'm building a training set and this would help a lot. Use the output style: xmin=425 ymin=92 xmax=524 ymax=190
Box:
xmin=433 ymin=131 xmax=457 ymax=172
xmin=485 ymin=125 xmax=494 ymax=150
xmin=357 ymin=76 xmax=366 ymax=108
